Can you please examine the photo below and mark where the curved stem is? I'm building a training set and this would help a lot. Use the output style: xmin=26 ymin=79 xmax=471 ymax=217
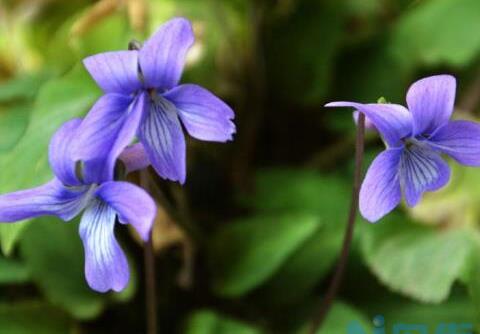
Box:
xmin=308 ymin=113 xmax=366 ymax=334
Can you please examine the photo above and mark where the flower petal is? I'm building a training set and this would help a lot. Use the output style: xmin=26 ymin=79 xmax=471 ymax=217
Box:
xmin=138 ymin=95 xmax=186 ymax=183
xmin=406 ymin=75 xmax=456 ymax=136
xmin=163 ymin=84 xmax=235 ymax=142
xmin=0 ymin=179 xmax=91 ymax=222
xmin=79 ymin=199 xmax=129 ymax=292
xmin=359 ymin=148 xmax=403 ymax=222
xmin=49 ymin=118 xmax=82 ymax=186
xmin=325 ymin=102 xmax=412 ymax=147
xmin=96 ymin=181 xmax=156 ymax=241
xmin=83 ymin=51 xmax=141 ymax=94
xmin=428 ymin=120 xmax=480 ymax=166
xmin=400 ymin=145 xmax=451 ymax=207
xmin=73 ymin=93 xmax=145 ymax=183
xmin=139 ymin=17 xmax=194 ymax=90
xmin=119 ymin=143 xmax=150 ymax=173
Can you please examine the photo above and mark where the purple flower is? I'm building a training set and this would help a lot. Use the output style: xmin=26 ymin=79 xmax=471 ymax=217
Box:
xmin=0 ymin=119 xmax=156 ymax=292
xmin=326 ymin=75 xmax=480 ymax=222
xmin=75 ymin=17 xmax=236 ymax=184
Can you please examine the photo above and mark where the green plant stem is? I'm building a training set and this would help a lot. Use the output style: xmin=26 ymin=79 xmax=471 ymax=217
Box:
xmin=308 ymin=113 xmax=366 ymax=334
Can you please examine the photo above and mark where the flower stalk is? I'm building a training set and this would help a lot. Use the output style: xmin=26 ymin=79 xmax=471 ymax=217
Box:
xmin=308 ymin=112 xmax=365 ymax=334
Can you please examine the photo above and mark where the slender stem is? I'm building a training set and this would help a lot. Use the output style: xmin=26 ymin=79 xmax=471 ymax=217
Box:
xmin=308 ymin=113 xmax=366 ymax=334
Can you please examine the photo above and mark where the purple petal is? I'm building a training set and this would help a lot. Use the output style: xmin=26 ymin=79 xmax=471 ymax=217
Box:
xmin=0 ymin=179 xmax=91 ymax=222
xmin=406 ymin=75 xmax=456 ymax=136
xmin=49 ymin=118 xmax=82 ymax=186
xmin=326 ymin=102 xmax=412 ymax=147
xmin=163 ymin=84 xmax=235 ymax=142
xmin=139 ymin=17 xmax=194 ymax=90
xmin=138 ymin=95 xmax=186 ymax=183
xmin=96 ymin=181 xmax=156 ymax=241
xmin=119 ymin=143 xmax=150 ymax=173
xmin=400 ymin=145 xmax=451 ymax=207
xmin=428 ymin=120 xmax=480 ymax=166
xmin=359 ymin=148 xmax=403 ymax=222
xmin=73 ymin=93 xmax=146 ymax=183
xmin=83 ymin=51 xmax=141 ymax=94
xmin=79 ymin=199 xmax=129 ymax=292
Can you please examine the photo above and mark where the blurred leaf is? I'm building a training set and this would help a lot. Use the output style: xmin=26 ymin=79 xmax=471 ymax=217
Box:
xmin=0 ymin=301 xmax=74 ymax=334
xmin=0 ymin=74 xmax=46 ymax=102
xmin=210 ymin=213 xmax=321 ymax=297
xmin=20 ymin=218 xmax=105 ymax=319
xmin=183 ymin=310 xmax=262 ymax=334
xmin=360 ymin=214 xmax=474 ymax=303
xmin=390 ymin=0 xmax=480 ymax=67
xmin=0 ymin=104 xmax=30 ymax=152
xmin=0 ymin=65 xmax=100 ymax=255
xmin=0 ymin=257 xmax=30 ymax=284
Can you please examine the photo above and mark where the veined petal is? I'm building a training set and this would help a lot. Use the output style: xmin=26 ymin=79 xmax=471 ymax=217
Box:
xmin=83 ymin=51 xmax=141 ymax=94
xmin=74 ymin=93 xmax=146 ymax=183
xmin=164 ymin=84 xmax=235 ymax=142
xmin=0 ymin=179 xmax=91 ymax=222
xmin=325 ymin=102 xmax=412 ymax=147
xmin=119 ymin=143 xmax=150 ymax=173
xmin=359 ymin=148 xmax=403 ymax=222
xmin=406 ymin=75 xmax=456 ymax=136
xmin=49 ymin=118 xmax=82 ymax=186
xmin=79 ymin=199 xmax=129 ymax=293
xmin=138 ymin=95 xmax=186 ymax=183
xmin=96 ymin=181 xmax=156 ymax=241
xmin=400 ymin=145 xmax=450 ymax=207
xmin=428 ymin=120 xmax=480 ymax=166
xmin=139 ymin=17 xmax=194 ymax=90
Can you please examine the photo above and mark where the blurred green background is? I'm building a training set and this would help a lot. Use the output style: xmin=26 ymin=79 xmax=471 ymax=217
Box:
xmin=1 ymin=0 xmax=480 ymax=333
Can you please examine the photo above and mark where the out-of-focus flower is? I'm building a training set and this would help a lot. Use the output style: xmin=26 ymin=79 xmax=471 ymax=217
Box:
xmin=326 ymin=75 xmax=480 ymax=222
xmin=75 ymin=17 xmax=236 ymax=184
xmin=0 ymin=119 xmax=156 ymax=293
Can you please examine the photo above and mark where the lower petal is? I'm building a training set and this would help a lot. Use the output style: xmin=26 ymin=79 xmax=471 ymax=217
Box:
xmin=0 ymin=179 xmax=90 ymax=222
xmin=138 ymin=95 xmax=186 ymax=183
xmin=400 ymin=145 xmax=451 ymax=207
xmin=79 ymin=199 xmax=129 ymax=293
xmin=359 ymin=148 xmax=403 ymax=222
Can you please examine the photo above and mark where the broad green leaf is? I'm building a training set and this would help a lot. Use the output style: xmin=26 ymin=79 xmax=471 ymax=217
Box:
xmin=0 ymin=74 xmax=46 ymax=102
xmin=360 ymin=214 xmax=474 ymax=303
xmin=0 ymin=65 xmax=100 ymax=255
xmin=183 ymin=310 xmax=262 ymax=334
xmin=0 ymin=104 xmax=30 ymax=152
xmin=0 ymin=256 xmax=30 ymax=284
xmin=0 ymin=301 xmax=74 ymax=334
xmin=20 ymin=218 xmax=105 ymax=319
xmin=210 ymin=213 xmax=321 ymax=297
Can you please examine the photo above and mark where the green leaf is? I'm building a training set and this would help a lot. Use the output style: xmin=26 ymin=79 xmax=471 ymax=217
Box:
xmin=0 ymin=256 xmax=30 ymax=284
xmin=360 ymin=214 xmax=474 ymax=303
xmin=183 ymin=310 xmax=262 ymax=334
xmin=210 ymin=213 xmax=321 ymax=297
xmin=0 ymin=74 xmax=47 ymax=102
xmin=0 ymin=301 xmax=74 ymax=334
xmin=0 ymin=65 xmax=100 ymax=255
xmin=0 ymin=104 xmax=30 ymax=152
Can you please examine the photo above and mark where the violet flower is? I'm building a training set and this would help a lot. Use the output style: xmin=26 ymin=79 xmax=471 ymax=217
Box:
xmin=0 ymin=119 xmax=156 ymax=292
xmin=75 ymin=17 xmax=236 ymax=184
xmin=326 ymin=75 xmax=480 ymax=222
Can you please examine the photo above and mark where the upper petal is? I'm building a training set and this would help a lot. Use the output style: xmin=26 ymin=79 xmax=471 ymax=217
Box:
xmin=119 ymin=143 xmax=151 ymax=173
xmin=73 ymin=93 xmax=145 ymax=183
xmin=359 ymin=148 xmax=403 ymax=222
xmin=96 ymin=181 xmax=156 ymax=241
xmin=406 ymin=75 xmax=456 ymax=136
xmin=138 ymin=95 xmax=186 ymax=183
xmin=0 ymin=179 xmax=91 ymax=222
xmin=49 ymin=118 xmax=83 ymax=186
xmin=139 ymin=17 xmax=194 ymax=90
xmin=83 ymin=51 xmax=141 ymax=94
xmin=163 ymin=84 xmax=236 ymax=142
xmin=428 ymin=120 xmax=480 ymax=166
xmin=400 ymin=145 xmax=451 ymax=207
xmin=79 ymin=199 xmax=129 ymax=293
xmin=325 ymin=102 xmax=412 ymax=147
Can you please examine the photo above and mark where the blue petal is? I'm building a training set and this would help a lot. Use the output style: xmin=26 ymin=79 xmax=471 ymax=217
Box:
xmin=119 ymin=143 xmax=150 ymax=173
xmin=79 ymin=199 xmax=129 ymax=293
xmin=138 ymin=95 xmax=186 ymax=183
xmin=0 ymin=179 xmax=91 ymax=222
xmin=400 ymin=144 xmax=451 ymax=207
